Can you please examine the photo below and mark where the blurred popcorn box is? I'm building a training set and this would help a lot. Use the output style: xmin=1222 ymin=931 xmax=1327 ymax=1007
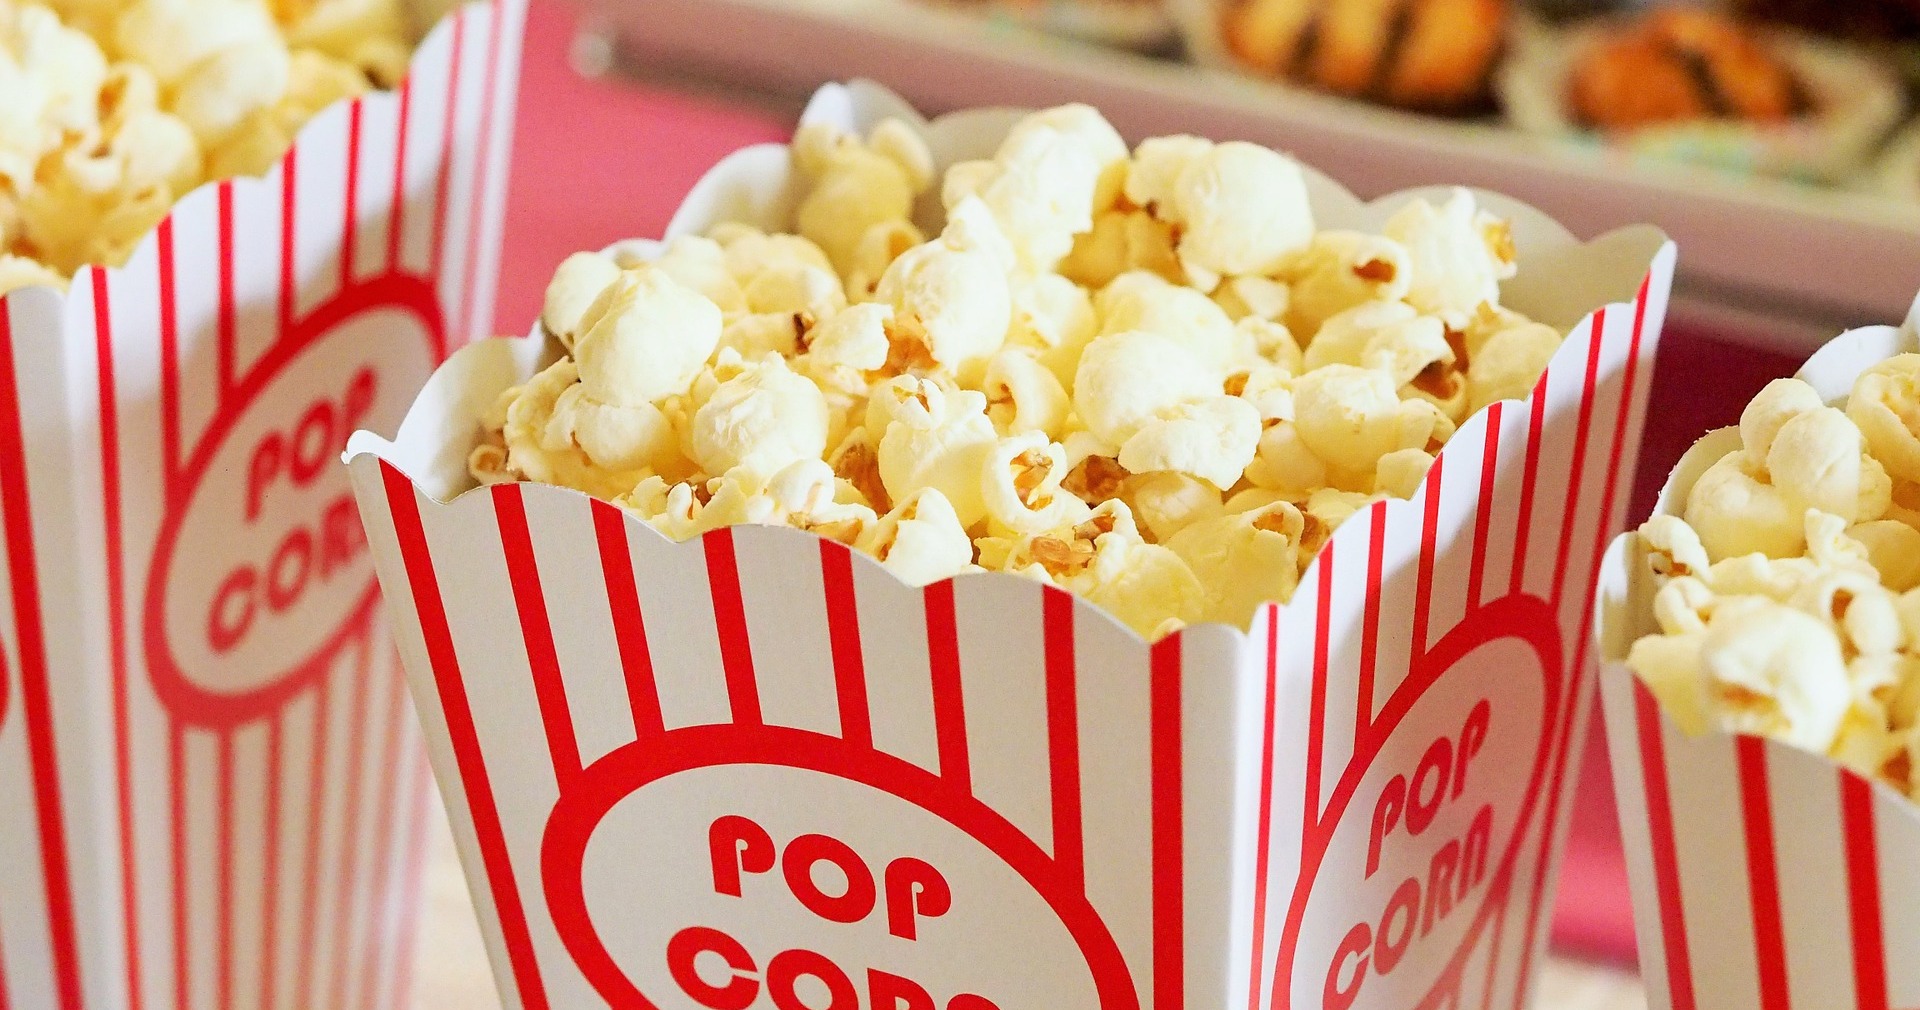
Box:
xmin=1598 ymin=294 xmax=1920 ymax=1010
xmin=347 ymin=82 xmax=1671 ymax=1010
xmin=0 ymin=0 xmax=524 ymax=1005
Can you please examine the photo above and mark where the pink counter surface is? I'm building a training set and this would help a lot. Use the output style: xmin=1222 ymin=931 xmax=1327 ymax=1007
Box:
xmin=486 ymin=0 xmax=1812 ymax=970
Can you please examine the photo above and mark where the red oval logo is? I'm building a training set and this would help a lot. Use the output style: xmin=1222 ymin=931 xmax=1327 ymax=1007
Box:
xmin=144 ymin=275 xmax=440 ymax=726
xmin=541 ymin=724 xmax=1141 ymax=1010
xmin=1279 ymin=593 xmax=1564 ymax=1010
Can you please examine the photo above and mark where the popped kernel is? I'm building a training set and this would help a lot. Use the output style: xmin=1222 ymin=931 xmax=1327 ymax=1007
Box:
xmin=856 ymin=488 xmax=977 ymax=587
xmin=1383 ymin=188 xmax=1518 ymax=328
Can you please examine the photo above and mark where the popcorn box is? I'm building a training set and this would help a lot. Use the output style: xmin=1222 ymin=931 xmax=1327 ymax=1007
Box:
xmin=0 ymin=1 xmax=524 ymax=1005
xmin=347 ymin=82 xmax=1673 ymax=1010
xmin=1597 ymin=293 xmax=1920 ymax=1010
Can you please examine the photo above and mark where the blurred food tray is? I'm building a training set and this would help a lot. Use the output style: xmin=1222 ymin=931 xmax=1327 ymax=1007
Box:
xmin=591 ymin=0 xmax=1920 ymax=352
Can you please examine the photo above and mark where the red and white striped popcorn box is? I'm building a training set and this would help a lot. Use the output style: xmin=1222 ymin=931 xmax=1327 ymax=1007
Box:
xmin=347 ymin=81 xmax=1673 ymax=1010
xmin=1599 ymin=293 xmax=1920 ymax=1010
xmin=0 ymin=2 xmax=525 ymax=1006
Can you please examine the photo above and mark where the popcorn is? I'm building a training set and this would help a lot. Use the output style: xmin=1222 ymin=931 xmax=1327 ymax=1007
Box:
xmin=1139 ymin=139 xmax=1315 ymax=292
xmin=1117 ymin=395 xmax=1262 ymax=490
xmin=480 ymin=105 xmax=1561 ymax=641
xmin=1740 ymin=378 xmax=1826 ymax=460
xmin=1765 ymin=406 xmax=1891 ymax=523
xmin=1684 ymin=450 xmax=1805 ymax=561
xmin=1846 ymin=355 xmax=1920 ymax=484
xmin=1383 ymin=189 xmax=1518 ymax=328
xmin=855 ymin=488 xmax=977 ymax=588
xmin=0 ymin=252 xmax=64 ymax=296
xmin=1700 ymin=598 xmax=1853 ymax=753
xmin=876 ymin=378 xmax=999 ymax=529
xmin=573 ymin=266 xmax=724 ymax=407
xmin=2 ymin=0 xmax=413 ymax=281
xmin=793 ymin=118 xmax=934 ymax=275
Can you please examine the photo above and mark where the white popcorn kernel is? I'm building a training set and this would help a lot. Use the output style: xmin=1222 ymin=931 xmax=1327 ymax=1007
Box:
xmin=653 ymin=235 xmax=747 ymax=316
xmin=980 ymin=433 xmax=1089 ymax=536
xmin=984 ymin=349 xmax=1070 ymax=439
xmin=1383 ymin=189 xmax=1517 ymax=327
xmin=501 ymin=360 xmax=642 ymax=499
xmin=743 ymin=260 xmax=846 ymax=330
xmin=844 ymin=218 xmax=925 ymax=301
xmin=1072 ymin=330 xmax=1217 ymax=446
xmin=719 ymin=229 xmax=835 ymax=287
xmin=829 ymin=426 xmax=890 ymax=515
xmin=1226 ymin=360 xmax=1295 ymax=422
xmin=1789 ymin=570 xmax=1904 ymax=658
xmin=767 ymin=458 xmax=877 ymax=545
xmin=689 ymin=354 xmax=830 ymax=483
xmin=1375 ymin=448 xmax=1436 ymax=500
xmin=1699 ymin=597 xmax=1852 ymax=753
xmin=1847 ymin=355 xmax=1920 ymax=483
xmin=1215 ymin=275 xmax=1293 ymax=326
xmin=1009 ymin=272 xmax=1099 ymax=386
xmin=542 ymin=251 xmax=622 ymax=349
xmin=1364 ymin=316 xmax=1460 ymax=402
xmin=693 ymin=470 xmax=780 ymax=536
xmin=877 ymin=381 xmax=998 ymax=528
xmin=547 ymin=384 xmax=678 ymax=473
xmin=943 ymin=105 xmax=1127 ymax=273
xmin=1684 ymin=450 xmax=1806 ymax=561
xmin=1803 ymin=510 xmax=1876 ymax=574
xmin=1124 ymin=134 xmax=1213 ymax=210
xmin=869 ymin=117 xmax=936 ymax=192
xmin=793 ymin=119 xmax=930 ymax=274
xmin=1291 ymin=364 xmax=1405 ymax=472
xmin=113 ymin=0 xmax=278 ymax=87
xmin=1118 ymin=395 xmax=1262 ymax=490
xmin=1652 ymin=576 xmax=1715 ymax=636
xmin=801 ymin=302 xmax=891 ymax=388
xmin=1245 ymin=420 xmax=1329 ymax=497
xmin=1767 ymin=407 xmax=1892 ymax=523
xmin=573 ymin=266 xmax=724 ymax=406
xmin=170 ymin=41 xmax=292 ymax=148
xmin=0 ymin=254 xmax=65 ymax=297
xmin=1122 ymin=471 xmax=1224 ymax=544
xmin=1640 ymin=515 xmax=1712 ymax=581
xmin=1163 ymin=141 xmax=1315 ymax=290
xmin=1467 ymin=320 xmax=1561 ymax=414
xmin=1707 ymin=553 xmax=1819 ymax=602
xmin=875 ymin=220 xmax=1012 ymax=382
xmin=1282 ymin=230 xmax=1414 ymax=338
xmin=1304 ymin=487 xmax=1381 ymax=537
xmin=1096 ymin=271 xmax=1244 ymax=372
xmin=719 ymin=312 xmax=803 ymax=360
xmin=1626 ymin=632 xmax=1712 ymax=736
xmin=1739 ymin=378 xmax=1826 ymax=461
xmin=10 ymin=4 xmax=107 ymax=137
xmin=856 ymin=488 xmax=977 ymax=587
xmin=1302 ymin=300 xmax=1425 ymax=373
xmin=1071 ymin=534 xmax=1205 ymax=640
xmin=1848 ymin=520 xmax=1920 ymax=593
xmin=1167 ymin=501 xmax=1306 ymax=627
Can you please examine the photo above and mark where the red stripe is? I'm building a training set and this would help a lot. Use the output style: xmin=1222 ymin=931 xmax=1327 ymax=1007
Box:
xmin=291 ymin=679 xmax=333 ymax=1006
xmin=1548 ymin=309 xmax=1607 ymax=606
xmin=383 ymin=756 xmax=435 ymax=1010
xmin=591 ymin=503 xmax=662 ymax=738
xmin=1735 ymin=738 xmax=1790 ymax=1010
xmin=427 ymin=12 xmax=465 ymax=289
xmin=1043 ymin=588 xmax=1083 ymax=885
xmin=1151 ymin=636 xmax=1185 ymax=1010
xmin=217 ymin=731 xmax=235 ymax=1010
xmin=259 ymin=715 xmax=285 ymax=1010
xmin=924 ymin=579 xmax=970 ymax=792
xmin=1246 ymin=611 xmax=1281 ymax=1010
xmin=93 ymin=269 xmax=143 ymax=1009
xmin=218 ymin=183 xmax=236 ymax=394
xmin=1465 ymin=403 xmax=1503 ymax=608
xmin=350 ymin=653 xmax=412 ymax=1010
xmin=703 ymin=529 xmax=761 ymax=726
xmin=1411 ymin=456 xmax=1443 ymax=666
xmin=158 ymin=217 xmax=181 ymax=486
xmin=0 ymin=300 xmax=84 ymax=1007
xmin=341 ymin=99 xmax=363 ymax=282
xmin=1357 ymin=507 xmax=1386 ymax=739
xmin=1509 ymin=367 xmax=1550 ymax=595
xmin=386 ymin=78 xmax=413 ymax=275
xmin=458 ymin=0 xmax=505 ymax=337
xmin=171 ymin=724 xmax=189 ymax=1010
xmin=1635 ymin=686 xmax=1696 ymax=1010
xmin=0 ymin=903 xmax=9 ymax=1010
xmin=821 ymin=541 xmax=871 ymax=749
xmin=380 ymin=463 xmax=550 ymax=1008
xmin=494 ymin=485 xmax=581 ymax=783
xmin=323 ymin=634 xmax=377 ymax=1008
xmin=1841 ymin=773 xmax=1889 ymax=1010
xmin=1513 ymin=289 xmax=1650 ymax=1006
xmin=1305 ymin=545 xmax=1333 ymax=847
xmin=279 ymin=144 xmax=298 ymax=337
